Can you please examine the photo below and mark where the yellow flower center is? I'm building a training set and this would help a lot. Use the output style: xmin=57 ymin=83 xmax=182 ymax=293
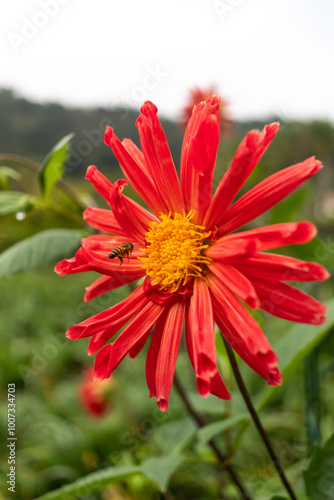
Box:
xmin=139 ymin=211 xmax=212 ymax=293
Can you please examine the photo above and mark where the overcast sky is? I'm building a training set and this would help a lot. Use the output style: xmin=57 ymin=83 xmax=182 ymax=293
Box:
xmin=1 ymin=0 xmax=333 ymax=122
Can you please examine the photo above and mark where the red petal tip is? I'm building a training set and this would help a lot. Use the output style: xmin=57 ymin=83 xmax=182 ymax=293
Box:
xmin=248 ymin=296 xmax=260 ymax=310
xmin=104 ymin=126 xmax=114 ymax=145
xmin=54 ymin=261 xmax=64 ymax=275
xmin=66 ymin=326 xmax=84 ymax=340
xmin=93 ymin=374 xmax=107 ymax=382
xmin=312 ymin=315 xmax=327 ymax=325
xmin=85 ymin=165 xmax=97 ymax=180
xmin=207 ymin=94 xmax=221 ymax=106
xmin=297 ymin=221 xmax=317 ymax=241
xmin=267 ymin=121 xmax=280 ymax=132
xmin=140 ymin=100 xmax=158 ymax=116
xmin=312 ymin=158 xmax=323 ymax=173
xmin=157 ymin=398 xmax=168 ymax=412
xmin=319 ymin=268 xmax=331 ymax=281
xmin=82 ymin=207 xmax=90 ymax=221
xmin=267 ymin=369 xmax=283 ymax=386
xmin=311 ymin=304 xmax=327 ymax=324
xmin=196 ymin=377 xmax=211 ymax=398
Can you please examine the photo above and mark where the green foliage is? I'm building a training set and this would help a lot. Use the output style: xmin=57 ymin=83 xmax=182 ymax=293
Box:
xmin=34 ymin=465 xmax=141 ymax=500
xmin=0 ymin=229 xmax=83 ymax=277
xmin=0 ymin=190 xmax=37 ymax=216
xmin=140 ymin=456 xmax=185 ymax=492
xmin=196 ymin=412 xmax=249 ymax=447
xmin=33 ymin=456 xmax=185 ymax=499
xmin=303 ymin=433 xmax=334 ymax=500
xmin=153 ymin=418 xmax=196 ymax=455
xmin=0 ymin=166 xmax=22 ymax=189
xmin=39 ymin=133 xmax=74 ymax=200
xmin=257 ymin=297 xmax=334 ymax=411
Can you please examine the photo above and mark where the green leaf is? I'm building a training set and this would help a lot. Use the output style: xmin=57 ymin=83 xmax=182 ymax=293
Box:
xmin=0 ymin=229 xmax=83 ymax=277
xmin=33 ymin=465 xmax=141 ymax=500
xmin=140 ymin=455 xmax=184 ymax=492
xmin=196 ymin=412 xmax=249 ymax=447
xmin=153 ymin=417 xmax=196 ymax=455
xmin=0 ymin=191 xmax=37 ymax=216
xmin=257 ymin=297 xmax=334 ymax=411
xmin=304 ymin=433 xmax=334 ymax=500
xmin=39 ymin=133 xmax=74 ymax=199
xmin=33 ymin=456 xmax=185 ymax=499
xmin=0 ymin=166 xmax=22 ymax=181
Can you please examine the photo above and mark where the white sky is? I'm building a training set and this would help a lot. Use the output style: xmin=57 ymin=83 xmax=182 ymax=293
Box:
xmin=1 ymin=0 xmax=334 ymax=122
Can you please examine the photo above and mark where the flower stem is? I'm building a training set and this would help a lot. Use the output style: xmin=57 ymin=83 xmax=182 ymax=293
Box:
xmin=221 ymin=335 xmax=298 ymax=500
xmin=173 ymin=373 xmax=251 ymax=500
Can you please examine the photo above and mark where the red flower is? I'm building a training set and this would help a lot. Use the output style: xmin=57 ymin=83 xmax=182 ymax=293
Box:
xmin=56 ymin=96 xmax=328 ymax=411
xmin=78 ymin=367 xmax=114 ymax=418
xmin=181 ymin=86 xmax=233 ymax=134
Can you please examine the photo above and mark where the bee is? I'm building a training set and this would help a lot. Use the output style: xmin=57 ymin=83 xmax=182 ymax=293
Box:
xmin=108 ymin=242 xmax=134 ymax=265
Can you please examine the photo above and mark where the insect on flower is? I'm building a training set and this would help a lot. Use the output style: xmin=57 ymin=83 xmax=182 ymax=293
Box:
xmin=108 ymin=242 xmax=134 ymax=264
xmin=56 ymin=96 xmax=329 ymax=411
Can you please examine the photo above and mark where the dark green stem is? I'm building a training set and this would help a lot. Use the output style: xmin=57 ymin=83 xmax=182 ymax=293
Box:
xmin=222 ymin=335 xmax=297 ymax=500
xmin=173 ymin=373 xmax=251 ymax=500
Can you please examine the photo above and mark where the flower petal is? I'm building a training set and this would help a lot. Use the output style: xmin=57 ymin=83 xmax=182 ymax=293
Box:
xmin=209 ymin=371 xmax=232 ymax=400
xmin=217 ymin=157 xmax=323 ymax=235
xmin=186 ymin=114 xmax=220 ymax=223
xmin=233 ymin=253 xmax=330 ymax=282
xmin=94 ymin=344 xmax=112 ymax=381
xmin=250 ymin=278 xmax=327 ymax=325
xmin=205 ymin=237 xmax=257 ymax=261
xmin=204 ymin=122 xmax=279 ymax=228
xmin=109 ymin=179 xmax=157 ymax=242
xmin=55 ymin=255 xmax=89 ymax=276
xmin=87 ymin=301 xmax=142 ymax=355
xmin=84 ymin=269 xmax=145 ymax=302
xmin=93 ymin=300 xmax=164 ymax=381
xmin=185 ymin=299 xmax=231 ymax=400
xmin=146 ymin=309 xmax=169 ymax=398
xmin=181 ymin=95 xmax=220 ymax=217
xmin=80 ymin=235 xmax=145 ymax=276
xmin=66 ymin=283 xmax=147 ymax=340
xmin=208 ymin=272 xmax=282 ymax=386
xmin=136 ymin=101 xmax=184 ymax=213
xmin=85 ymin=165 xmax=113 ymax=204
xmin=83 ymin=207 xmax=130 ymax=237
xmin=155 ymin=301 xmax=186 ymax=411
xmin=128 ymin=328 xmax=152 ymax=359
xmin=104 ymin=127 xmax=166 ymax=216
xmin=187 ymin=278 xmax=217 ymax=380
xmin=208 ymin=262 xmax=259 ymax=309
xmin=122 ymin=138 xmax=148 ymax=174
xmin=107 ymin=301 xmax=165 ymax=374
xmin=222 ymin=221 xmax=317 ymax=251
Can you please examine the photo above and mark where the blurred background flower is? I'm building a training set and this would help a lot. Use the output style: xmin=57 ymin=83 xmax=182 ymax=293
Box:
xmin=180 ymin=86 xmax=233 ymax=134
xmin=78 ymin=367 xmax=115 ymax=418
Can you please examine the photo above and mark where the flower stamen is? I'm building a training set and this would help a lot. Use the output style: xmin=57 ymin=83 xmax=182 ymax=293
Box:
xmin=139 ymin=211 xmax=212 ymax=292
